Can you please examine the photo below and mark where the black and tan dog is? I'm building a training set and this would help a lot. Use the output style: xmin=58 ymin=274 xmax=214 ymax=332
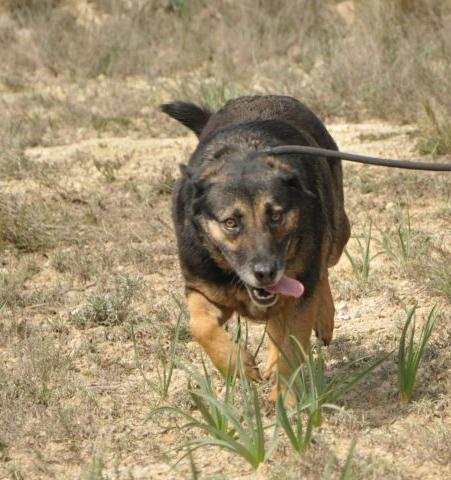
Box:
xmin=162 ymin=95 xmax=350 ymax=398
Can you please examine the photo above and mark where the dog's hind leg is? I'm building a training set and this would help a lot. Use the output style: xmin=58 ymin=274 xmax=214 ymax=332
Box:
xmin=314 ymin=270 xmax=335 ymax=346
xmin=187 ymin=290 xmax=261 ymax=381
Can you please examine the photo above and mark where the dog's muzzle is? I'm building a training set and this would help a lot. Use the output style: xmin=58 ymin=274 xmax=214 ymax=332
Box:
xmin=245 ymin=284 xmax=279 ymax=308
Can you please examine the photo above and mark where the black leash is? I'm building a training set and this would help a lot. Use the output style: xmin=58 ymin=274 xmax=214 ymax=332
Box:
xmin=262 ymin=145 xmax=451 ymax=172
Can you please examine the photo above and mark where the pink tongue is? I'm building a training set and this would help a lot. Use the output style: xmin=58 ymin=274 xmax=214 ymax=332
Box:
xmin=265 ymin=275 xmax=304 ymax=298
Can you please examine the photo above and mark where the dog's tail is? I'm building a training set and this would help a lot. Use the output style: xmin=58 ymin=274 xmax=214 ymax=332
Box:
xmin=161 ymin=101 xmax=212 ymax=137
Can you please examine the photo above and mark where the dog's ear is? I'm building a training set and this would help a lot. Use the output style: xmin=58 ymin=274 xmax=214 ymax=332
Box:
xmin=280 ymin=171 xmax=315 ymax=199
xmin=161 ymin=101 xmax=212 ymax=137
xmin=179 ymin=164 xmax=206 ymax=199
xmin=179 ymin=163 xmax=193 ymax=179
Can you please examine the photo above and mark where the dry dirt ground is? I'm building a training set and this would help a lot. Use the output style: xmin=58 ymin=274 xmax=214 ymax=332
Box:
xmin=0 ymin=112 xmax=450 ymax=479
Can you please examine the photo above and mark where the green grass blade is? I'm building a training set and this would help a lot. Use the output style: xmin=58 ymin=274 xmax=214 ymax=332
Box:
xmin=251 ymin=383 xmax=265 ymax=461
xmin=339 ymin=437 xmax=357 ymax=480
xmin=147 ymin=405 xmax=198 ymax=425
xmin=398 ymin=306 xmax=437 ymax=402
xmin=276 ymin=390 xmax=301 ymax=451
xmin=190 ymin=390 xmax=249 ymax=441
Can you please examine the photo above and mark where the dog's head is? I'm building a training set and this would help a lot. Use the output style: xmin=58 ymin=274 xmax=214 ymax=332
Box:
xmin=182 ymin=123 xmax=317 ymax=306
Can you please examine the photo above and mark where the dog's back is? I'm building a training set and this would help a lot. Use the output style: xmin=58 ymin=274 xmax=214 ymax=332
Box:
xmin=164 ymin=95 xmax=342 ymax=192
xmin=200 ymin=96 xmax=337 ymax=150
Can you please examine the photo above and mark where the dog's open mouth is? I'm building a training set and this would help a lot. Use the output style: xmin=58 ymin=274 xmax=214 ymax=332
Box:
xmin=245 ymin=275 xmax=305 ymax=308
xmin=247 ymin=286 xmax=278 ymax=307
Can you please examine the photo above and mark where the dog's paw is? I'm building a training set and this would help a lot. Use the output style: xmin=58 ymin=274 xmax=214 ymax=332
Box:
xmin=240 ymin=349 xmax=261 ymax=382
xmin=314 ymin=325 xmax=333 ymax=346
xmin=268 ymin=382 xmax=297 ymax=406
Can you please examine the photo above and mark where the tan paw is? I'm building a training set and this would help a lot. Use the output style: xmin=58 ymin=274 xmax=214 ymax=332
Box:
xmin=269 ymin=382 xmax=296 ymax=406
xmin=240 ymin=349 xmax=261 ymax=382
xmin=314 ymin=323 xmax=333 ymax=346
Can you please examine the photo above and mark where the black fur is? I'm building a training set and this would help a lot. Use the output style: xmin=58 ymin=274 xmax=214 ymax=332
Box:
xmin=161 ymin=101 xmax=212 ymax=137
xmin=164 ymin=95 xmax=349 ymax=316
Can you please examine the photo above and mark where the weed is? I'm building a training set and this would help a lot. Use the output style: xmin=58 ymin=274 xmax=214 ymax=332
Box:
xmin=382 ymin=212 xmax=431 ymax=267
xmin=275 ymin=386 xmax=314 ymax=452
xmin=149 ymin=336 xmax=387 ymax=468
xmin=171 ymin=78 xmax=241 ymax=113
xmin=417 ymin=102 xmax=451 ymax=156
xmin=71 ymin=274 xmax=144 ymax=327
xmin=150 ymin=364 xmax=278 ymax=469
xmin=91 ymin=114 xmax=131 ymax=133
xmin=344 ymin=223 xmax=382 ymax=284
xmin=389 ymin=213 xmax=412 ymax=262
xmin=149 ymin=342 xmax=278 ymax=469
xmin=188 ymin=453 xmax=199 ymax=480
xmin=381 ymin=214 xmax=450 ymax=300
xmin=132 ymin=309 xmax=183 ymax=400
xmin=0 ymin=147 xmax=34 ymax=181
xmin=338 ymin=438 xmax=358 ymax=480
xmin=79 ymin=454 xmax=106 ymax=480
xmin=51 ymin=249 xmax=98 ymax=281
xmin=0 ymin=194 xmax=72 ymax=252
xmin=398 ymin=306 xmax=437 ymax=403
xmin=275 ymin=340 xmax=388 ymax=452
xmin=424 ymin=247 xmax=451 ymax=301
xmin=93 ymin=158 xmax=122 ymax=183
xmin=168 ymin=0 xmax=193 ymax=20
xmin=0 ymin=262 xmax=39 ymax=308
xmin=154 ymin=167 xmax=178 ymax=195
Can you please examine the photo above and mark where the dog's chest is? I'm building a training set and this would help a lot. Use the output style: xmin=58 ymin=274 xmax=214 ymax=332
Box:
xmin=190 ymin=278 xmax=293 ymax=322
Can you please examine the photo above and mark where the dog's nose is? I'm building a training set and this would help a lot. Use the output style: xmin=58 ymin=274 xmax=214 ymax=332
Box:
xmin=253 ymin=262 xmax=277 ymax=284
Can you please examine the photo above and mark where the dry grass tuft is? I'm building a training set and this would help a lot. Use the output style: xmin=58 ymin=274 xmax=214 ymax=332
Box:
xmin=71 ymin=274 xmax=145 ymax=327
xmin=0 ymin=1 xmax=450 ymax=142
xmin=0 ymin=194 xmax=71 ymax=252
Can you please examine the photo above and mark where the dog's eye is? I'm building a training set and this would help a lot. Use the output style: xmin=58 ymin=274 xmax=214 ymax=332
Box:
xmin=270 ymin=212 xmax=284 ymax=224
xmin=223 ymin=218 xmax=240 ymax=232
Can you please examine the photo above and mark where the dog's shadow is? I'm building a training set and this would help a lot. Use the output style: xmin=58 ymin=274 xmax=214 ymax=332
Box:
xmin=320 ymin=334 xmax=444 ymax=428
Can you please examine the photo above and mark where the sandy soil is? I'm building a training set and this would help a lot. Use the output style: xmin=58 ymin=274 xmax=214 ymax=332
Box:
xmin=1 ymin=119 xmax=449 ymax=480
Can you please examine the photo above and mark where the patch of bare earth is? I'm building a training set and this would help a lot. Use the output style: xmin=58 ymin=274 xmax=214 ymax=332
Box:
xmin=0 ymin=118 xmax=449 ymax=480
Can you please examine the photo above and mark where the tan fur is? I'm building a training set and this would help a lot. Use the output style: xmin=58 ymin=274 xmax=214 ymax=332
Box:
xmin=187 ymin=290 xmax=260 ymax=380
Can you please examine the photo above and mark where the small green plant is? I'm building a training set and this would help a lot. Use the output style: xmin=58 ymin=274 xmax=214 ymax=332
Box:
xmin=398 ymin=306 xmax=437 ymax=403
xmin=132 ymin=310 xmax=183 ymax=400
xmin=275 ymin=339 xmax=389 ymax=452
xmin=0 ymin=193 xmax=71 ymax=252
xmin=154 ymin=167 xmax=177 ymax=195
xmin=422 ymin=246 xmax=451 ymax=301
xmin=199 ymin=80 xmax=238 ymax=111
xmin=382 ymin=213 xmax=432 ymax=267
xmin=79 ymin=454 xmax=106 ymax=480
xmin=91 ymin=114 xmax=131 ymax=133
xmin=93 ymin=158 xmax=122 ymax=183
xmin=168 ymin=0 xmax=192 ymax=20
xmin=275 ymin=385 xmax=314 ymax=452
xmin=149 ymin=352 xmax=278 ymax=469
xmin=393 ymin=213 xmax=412 ymax=262
xmin=344 ymin=222 xmax=382 ymax=284
xmin=71 ymin=274 xmax=143 ymax=327
xmin=417 ymin=101 xmax=451 ymax=156
xmin=0 ymin=262 xmax=40 ymax=308
xmin=339 ymin=438 xmax=358 ymax=480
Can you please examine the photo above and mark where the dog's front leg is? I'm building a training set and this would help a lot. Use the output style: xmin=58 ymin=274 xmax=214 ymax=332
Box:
xmin=187 ymin=290 xmax=260 ymax=381
xmin=266 ymin=296 xmax=319 ymax=401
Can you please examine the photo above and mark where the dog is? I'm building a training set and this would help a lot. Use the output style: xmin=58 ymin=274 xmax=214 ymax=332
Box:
xmin=162 ymin=95 xmax=350 ymax=398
